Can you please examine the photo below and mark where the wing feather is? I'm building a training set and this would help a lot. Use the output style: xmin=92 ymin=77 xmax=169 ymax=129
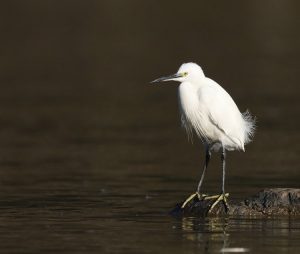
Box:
xmin=199 ymin=78 xmax=245 ymax=149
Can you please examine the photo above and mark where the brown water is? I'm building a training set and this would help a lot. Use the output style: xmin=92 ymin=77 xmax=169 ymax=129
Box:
xmin=0 ymin=1 xmax=299 ymax=253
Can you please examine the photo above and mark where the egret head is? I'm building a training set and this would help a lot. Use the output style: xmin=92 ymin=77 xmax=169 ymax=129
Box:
xmin=151 ymin=62 xmax=205 ymax=84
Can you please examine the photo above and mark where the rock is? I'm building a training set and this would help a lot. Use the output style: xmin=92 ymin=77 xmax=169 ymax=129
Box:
xmin=170 ymin=188 xmax=300 ymax=217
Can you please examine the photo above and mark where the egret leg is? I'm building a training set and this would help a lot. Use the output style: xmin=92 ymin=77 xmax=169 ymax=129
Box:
xmin=208 ymin=147 xmax=230 ymax=213
xmin=221 ymin=148 xmax=226 ymax=195
xmin=181 ymin=148 xmax=211 ymax=209
xmin=197 ymin=148 xmax=211 ymax=194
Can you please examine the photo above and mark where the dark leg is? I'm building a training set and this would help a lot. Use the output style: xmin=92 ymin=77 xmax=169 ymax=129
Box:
xmin=207 ymin=147 xmax=229 ymax=213
xmin=181 ymin=146 xmax=211 ymax=208
xmin=197 ymin=148 xmax=211 ymax=193
xmin=221 ymin=147 xmax=226 ymax=195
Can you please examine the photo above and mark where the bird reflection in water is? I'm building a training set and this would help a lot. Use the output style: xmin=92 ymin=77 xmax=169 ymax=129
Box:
xmin=179 ymin=217 xmax=249 ymax=253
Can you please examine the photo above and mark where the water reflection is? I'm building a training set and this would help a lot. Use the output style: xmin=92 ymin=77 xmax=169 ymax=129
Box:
xmin=175 ymin=216 xmax=300 ymax=253
xmin=180 ymin=217 xmax=231 ymax=252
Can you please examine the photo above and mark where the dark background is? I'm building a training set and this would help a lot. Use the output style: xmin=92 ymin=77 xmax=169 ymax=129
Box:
xmin=1 ymin=0 xmax=299 ymax=184
xmin=0 ymin=1 xmax=299 ymax=253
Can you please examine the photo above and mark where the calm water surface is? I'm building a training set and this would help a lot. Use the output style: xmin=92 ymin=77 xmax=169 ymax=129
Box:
xmin=0 ymin=1 xmax=300 ymax=253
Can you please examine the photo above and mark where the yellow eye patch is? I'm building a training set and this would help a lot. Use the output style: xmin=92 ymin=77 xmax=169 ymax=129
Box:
xmin=183 ymin=72 xmax=188 ymax=76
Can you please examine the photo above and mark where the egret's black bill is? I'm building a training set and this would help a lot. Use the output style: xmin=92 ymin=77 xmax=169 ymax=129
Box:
xmin=151 ymin=73 xmax=181 ymax=83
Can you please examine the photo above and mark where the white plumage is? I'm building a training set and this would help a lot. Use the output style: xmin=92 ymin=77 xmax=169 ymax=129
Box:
xmin=153 ymin=62 xmax=255 ymax=152
xmin=177 ymin=63 xmax=255 ymax=152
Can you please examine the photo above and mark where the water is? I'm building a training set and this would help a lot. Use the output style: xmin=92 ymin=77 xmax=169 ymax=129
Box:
xmin=0 ymin=1 xmax=300 ymax=253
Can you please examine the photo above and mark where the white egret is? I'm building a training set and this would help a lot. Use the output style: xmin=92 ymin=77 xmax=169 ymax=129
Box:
xmin=151 ymin=63 xmax=255 ymax=212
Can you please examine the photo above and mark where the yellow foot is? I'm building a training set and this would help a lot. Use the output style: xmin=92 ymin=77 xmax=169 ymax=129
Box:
xmin=208 ymin=193 xmax=230 ymax=213
xmin=181 ymin=192 xmax=208 ymax=208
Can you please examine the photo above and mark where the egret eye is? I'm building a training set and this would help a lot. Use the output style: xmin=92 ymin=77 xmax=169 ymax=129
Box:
xmin=183 ymin=72 xmax=188 ymax=76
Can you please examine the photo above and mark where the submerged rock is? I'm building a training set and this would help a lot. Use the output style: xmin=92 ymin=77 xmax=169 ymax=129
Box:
xmin=170 ymin=188 xmax=300 ymax=217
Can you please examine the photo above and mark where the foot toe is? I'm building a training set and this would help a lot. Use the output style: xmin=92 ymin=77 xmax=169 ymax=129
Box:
xmin=208 ymin=193 xmax=230 ymax=214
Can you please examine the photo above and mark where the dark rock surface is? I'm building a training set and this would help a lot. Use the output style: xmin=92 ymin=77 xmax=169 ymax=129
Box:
xmin=170 ymin=188 xmax=300 ymax=217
